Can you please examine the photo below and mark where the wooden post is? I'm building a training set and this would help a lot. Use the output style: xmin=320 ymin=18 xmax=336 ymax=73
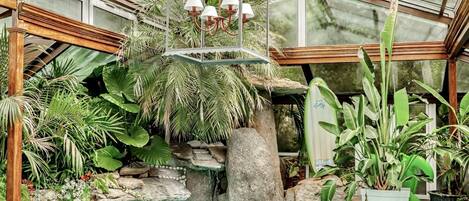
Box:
xmin=6 ymin=26 xmax=26 ymax=201
xmin=447 ymin=59 xmax=458 ymax=129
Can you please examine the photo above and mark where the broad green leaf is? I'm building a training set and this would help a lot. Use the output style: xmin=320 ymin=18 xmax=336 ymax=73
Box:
xmin=360 ymin=158 xmax=374 ymax=173
xmin=102 ymin=65 xmax=136 ymax=102
xmin=339 ymin=129 xmax=358 ymax=146
xmin=319 ymin=121 xmax=340 ymax=136
xmin=115 ymin=126 xmax=150 ymax=148
xmin=320 ymin=180 xmax=336 ymax=201
xmin=304 ymin=82 xmax=316 ymax=171
xmin=402 ymin=154 xmax=434 ymax=192
xmin=313 ymin=78 xmax=342 ymax=110
xmin=358 ymin=47 xmax=375 ymax=83
xmin=394 ymin=88 xmax=409 ymax=127
xmin=460 ymin=92 xmax=469 ymax=116
xmin=414 ymin=80 xmax=455 ymax=115
xmin=364 ymin=105 xmax=378 ymax=121
xmin=343 ymin=103 xmax=356 ymax=130
xmin=101 ymin=93 xmax=140 ymax=113
xmin=313 ymin=167 xmax=339 ymax=178
xmin=409 ymin=193 xmax=420 ymax=201
xmin=93 ymin=146 xmax=124 ymax=171
xmin=345 ymin=181 xmax=358 ymax=201
xmin=362 ymin=78 xmax=380 ymax=112
xmin=381 ymin=1 xmax=398 ymax=57
xmin=387 ymin=164 xmax=402 ymax=188
xmin=364 ymin=125 xmax=378 ymax=139
xmin=402 ymin=118 xmax=431 ymax=136
xmin=130 ymin=135 xmax=172 ymax=165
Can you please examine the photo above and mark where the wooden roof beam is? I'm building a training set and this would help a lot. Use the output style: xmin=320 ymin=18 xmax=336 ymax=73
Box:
xmin=17 ymin=3 xmax=124 ymax=54
xmin=361 ymin=0 xmax=452 ymax=24
xmin=0 ymin=0 xmax=16 ymax=10
xmin=24 ymin=42 xmax=70 ymax=79
xmin=445 ymin=0 xmax=469 ymax=58
xmin=271 ymin=41 xmax=448 ymax=65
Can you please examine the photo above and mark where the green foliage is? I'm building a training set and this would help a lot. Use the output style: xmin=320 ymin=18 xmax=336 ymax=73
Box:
xmin=320 ymin=180 xmax=336 ymax=201
xmin=305 ymin=0 xmax=435 ymax=199
xmin=101 ymin=93 xmax=140 ymax=113
xmin=91 ymin=173 xmax=118 ymax=194
xmin=115 ymin=126 xmax=150 ymax=148
xmin=102 ymin=65 xmax=136 ymax=102
xmin=97 ymin=64 xmax=172 ymax=167
xmin=131 ymin=135 xmax=172 ymax=165
xmin=0 ymin=175 xmax=30 ymax=201
xmin=124 ymin=0 xmax=275 ymax=143
xmin=415 ymin=81 xmax=469 ymax=196
xmin=93 ymin=146 xmax=124 ymax=171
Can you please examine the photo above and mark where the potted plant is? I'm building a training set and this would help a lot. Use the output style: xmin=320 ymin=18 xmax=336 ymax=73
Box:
xmin=303 ymin=0 xmax=434 ymax=200
xmin=413 ymin=80 xmax=469 ymax=201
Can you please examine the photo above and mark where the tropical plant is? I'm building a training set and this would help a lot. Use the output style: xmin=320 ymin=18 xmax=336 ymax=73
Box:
xmin=123 ymin=0 xmax=276 ymax=143
xmin=414 ymin=80 xmax=469 ymax=196
xmin=20 ymin=60 xmax=126 ymax=186
xmin=304 ymin=1 xmax=434 ymax=200
xmin=92 ymin=64 xmax=171 ymax=170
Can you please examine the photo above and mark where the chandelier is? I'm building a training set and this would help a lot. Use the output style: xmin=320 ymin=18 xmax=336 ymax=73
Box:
xmin=163 ymin=0 xmax=270 ymax=65
xmin=183 ymin=0 xmax=255 ymax=35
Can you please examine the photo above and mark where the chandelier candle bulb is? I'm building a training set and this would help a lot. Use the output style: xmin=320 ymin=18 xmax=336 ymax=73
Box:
xmin=242 ymin=3 xmax=254 ymax=19
xmin=200 ymin=6 xmax=219 ymax=21
xmin=221 ymin=0 xmax=239 ymax=13
xmin=184 ymin=0 xmax=204 ymax=14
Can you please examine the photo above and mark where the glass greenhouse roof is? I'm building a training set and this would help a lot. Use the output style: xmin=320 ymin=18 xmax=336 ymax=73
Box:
xmin=271 ymin=0 xmax=451 ymax=47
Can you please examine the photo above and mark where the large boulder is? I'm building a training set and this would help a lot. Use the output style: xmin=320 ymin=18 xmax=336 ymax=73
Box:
xmin=285 ymin=176 xmax=359 ymax=201
xmin=226 ymin=128 xmax=284 ymax=201
xmin=253 ymin=93 xmax=285 ymax=198
xmin=140 ymin=178 xmax=191 ymax=201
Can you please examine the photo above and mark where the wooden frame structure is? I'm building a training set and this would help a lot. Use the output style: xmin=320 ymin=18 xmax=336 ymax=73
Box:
xmin=0 ymin=1 xmax=125 ymax=200
xmin=271 ymin=41 xmax=448 ymax=65
xmin=0 ymin=0 xmax=468 ymax=200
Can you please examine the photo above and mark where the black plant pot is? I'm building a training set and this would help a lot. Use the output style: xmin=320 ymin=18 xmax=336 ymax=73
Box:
xmin=429 ymin=191 xmax=468 ymax=201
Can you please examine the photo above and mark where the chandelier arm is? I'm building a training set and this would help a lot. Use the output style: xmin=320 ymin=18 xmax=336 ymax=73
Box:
xmin=192 ymin=16 xmax=216 ymax=33
xmin=219 ymin=16 xmax=239 ymax=36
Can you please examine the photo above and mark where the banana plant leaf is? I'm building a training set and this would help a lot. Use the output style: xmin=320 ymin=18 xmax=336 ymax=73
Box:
xmin=305 ymin=78 xmax=339 ymax=172
xmin=320 ymin=180 xmax=336 ymax=201
xmin=394 ymin=88 xmax=409 ymax=127
xmin=401 ymin=154 xmax=434 ymax=193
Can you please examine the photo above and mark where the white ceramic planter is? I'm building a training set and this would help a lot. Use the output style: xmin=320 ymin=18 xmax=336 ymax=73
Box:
xmin=360 ymin=188 xmax=410 ymax=201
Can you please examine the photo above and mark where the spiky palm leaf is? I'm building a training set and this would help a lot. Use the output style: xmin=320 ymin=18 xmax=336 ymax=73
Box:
xmin=126 ymin=0 xmax=276 ymax=143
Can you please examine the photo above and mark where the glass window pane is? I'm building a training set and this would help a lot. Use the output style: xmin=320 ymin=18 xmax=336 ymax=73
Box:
xmin=310 ymin=63 xmax=363 ymax=93
xmin=270 ymin=0 xmax=298 ymax=48
xmin=457 ymin=60 xmax=469 ymax=93
xmin=25 ymin=0 xmax=82 ymax=21
xmin=279 ymin=66 xmax=307 ymax=85
xmin=309 ymin=60 xmax=446 ymax=94
xmin=390 ymin=60 xmax=446 ymax=93
xmin=306 ymin=0 xmax=447 ymax=45
xmin=93 ymin=7 xmax=131 ymax=33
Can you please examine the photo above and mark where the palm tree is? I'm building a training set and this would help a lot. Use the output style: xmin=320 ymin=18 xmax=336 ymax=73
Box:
xmin=125 ymin=0 xmax=277 ymax=143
